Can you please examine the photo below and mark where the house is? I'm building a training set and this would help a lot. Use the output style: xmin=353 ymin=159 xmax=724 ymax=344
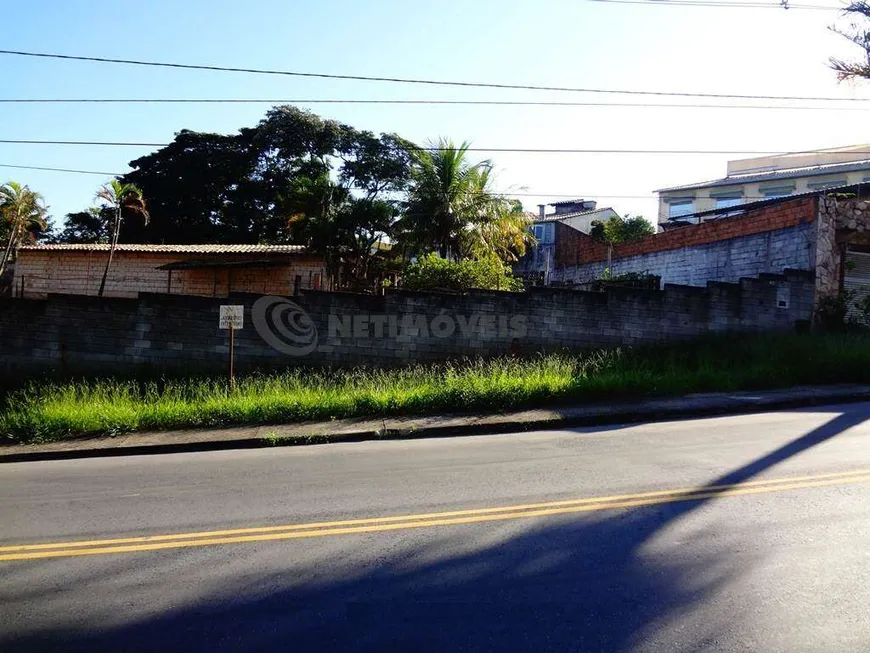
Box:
xmin=12 ymin=244 xmax=326 ymax=299
xmin=515 ymin=199 xmax=619 ymax=283
xmin=656 ymin=144 xmax=870 ymax=227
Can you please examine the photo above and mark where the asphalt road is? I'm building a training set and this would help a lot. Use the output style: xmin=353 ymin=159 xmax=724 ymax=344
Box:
xmin=3 ymin=403 xmax=870 ymax=652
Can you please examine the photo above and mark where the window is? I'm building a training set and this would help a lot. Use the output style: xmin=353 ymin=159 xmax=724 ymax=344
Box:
xmin=668 ymin=201 xmax=693 ymax=219
xmin=808 ymin=179 xmax=848 ymax=191
xmin=532 ymin=225 xmax=544 ymax=241
xmin=715 ymin=196 xmax=742 ymax=210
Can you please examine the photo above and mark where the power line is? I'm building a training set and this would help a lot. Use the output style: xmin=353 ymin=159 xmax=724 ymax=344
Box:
xmin=5 ymin=139 xmax=870 ymax=157
xmin=589 ymin=0 xmax=842 ymax=9
xmin=1 ymin=49 xmax=868 ymax=103
xmin=0 ymin=163 xmax=121 ymax=175
xmin=2 ymin=98 xmax=870 ymax=111
xmin=0 ymin=163 xmax=848 ymax=202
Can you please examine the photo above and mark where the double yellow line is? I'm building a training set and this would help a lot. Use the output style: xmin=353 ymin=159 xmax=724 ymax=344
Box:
xmin=3 ymin=468 xmax=869 ymax=562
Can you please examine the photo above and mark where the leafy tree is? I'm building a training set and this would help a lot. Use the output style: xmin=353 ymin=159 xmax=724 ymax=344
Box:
xmin=0 ymin=182 xmax=48 ymax=278
xmin=121 ymin=107 xmax=413 ymax=290
xmin=398 ymin=139 xmax=529 ymax=261
xmin=123 ymin=130 xmax=258 ymax=244
xmin=52 ymin=208 xmax=113 ymax=244
xmin=830 ymin=2 xmax=870 ymax=80
xmin=95 ymin=180 xmax=149 ymax=297
xmin=589 ymin=215 xmax=655 ymax=244
xmin=402 ymin=253 xmax=524 ymax=293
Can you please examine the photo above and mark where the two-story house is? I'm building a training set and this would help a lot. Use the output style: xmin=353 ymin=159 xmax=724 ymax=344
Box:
xmin=656 ymin=144 xmax=870 ymax=227
xmin=515 ymin=199 xmax=620 ymax=283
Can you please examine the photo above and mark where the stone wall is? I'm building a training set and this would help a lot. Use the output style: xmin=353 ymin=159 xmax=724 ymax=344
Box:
xmin=553 ymin=196 xmax=818 ymax=289
xmin=0 ymin=269 xmax=815 ymax=376
xmin=815 ymin=195 xmax=870 ymax=303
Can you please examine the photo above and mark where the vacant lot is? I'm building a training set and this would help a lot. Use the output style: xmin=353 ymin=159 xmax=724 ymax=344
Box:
xmin=3 ymin=333 xmax=869 ymax=444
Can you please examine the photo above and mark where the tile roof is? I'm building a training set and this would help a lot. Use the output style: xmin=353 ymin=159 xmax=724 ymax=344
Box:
xmin=18 ymin=244 xmax=309 ymax=254
xmin=535 ymin=207 xmax=614 ymax=224
xmin=656 ymin=159 xmax=870 ymax=194
xmin=548 ymin=198 xmax=589 ymax=206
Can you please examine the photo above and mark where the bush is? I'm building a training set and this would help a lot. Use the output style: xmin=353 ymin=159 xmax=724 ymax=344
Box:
xmin=402 ymin=253 xmax=524 ymax=293
xmin=815 ymin=291 xmax=857 ymax=332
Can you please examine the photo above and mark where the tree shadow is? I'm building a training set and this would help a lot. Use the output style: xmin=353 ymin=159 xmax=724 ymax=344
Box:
xmin=4 ymin=405 xmax=868 ymax=653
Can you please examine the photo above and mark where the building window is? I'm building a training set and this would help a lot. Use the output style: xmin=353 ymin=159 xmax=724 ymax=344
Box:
xmin=760 ymin=185 xmax=795 ymax=199
xmin=715 ymin=196 xmax=742 ymax=210
xmin=668 ymin=201 xmax=693 ymax=219
xmin=808 ymin=179 xmax=848 ymax=191
xmin=532 ymin=225 xmax=544 ymax=241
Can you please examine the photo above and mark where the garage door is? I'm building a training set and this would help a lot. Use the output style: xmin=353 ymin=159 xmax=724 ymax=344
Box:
xmin=843 ymin=250 xmax=870 ymax=322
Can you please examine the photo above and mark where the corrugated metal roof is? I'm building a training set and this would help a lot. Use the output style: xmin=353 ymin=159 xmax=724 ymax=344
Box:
xmin=548 ymin=198 xmax=589 ymax=206
xmin=656 ymin=159 xmax=870 ymax=194
xmin=666 ymin=181 xmax=870 ymax=224
xmin=535 ymin=207 xmax=614 ymax=224
xmin=18 ymin=244 xmax=309 ymax=254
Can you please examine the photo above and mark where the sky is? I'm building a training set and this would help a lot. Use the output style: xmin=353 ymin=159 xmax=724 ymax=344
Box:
xmin=1 ymin=0 xmax=868 ymax=229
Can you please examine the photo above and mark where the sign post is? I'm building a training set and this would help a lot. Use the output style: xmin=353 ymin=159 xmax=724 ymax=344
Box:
xmin=219 ymin=305 xmax=244 ymax=391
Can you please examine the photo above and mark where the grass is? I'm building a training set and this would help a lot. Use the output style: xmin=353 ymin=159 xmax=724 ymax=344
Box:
xmin=3 ymin=332 xmax=870 ymax=444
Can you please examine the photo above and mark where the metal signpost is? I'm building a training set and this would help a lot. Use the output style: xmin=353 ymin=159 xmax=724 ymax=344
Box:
xmin=219 ymin=305 xmax=244 ymax=390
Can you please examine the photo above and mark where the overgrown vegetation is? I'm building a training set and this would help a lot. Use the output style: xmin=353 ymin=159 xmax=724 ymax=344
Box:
xmin=3 ymin=333 xmax=870 ymax=444
xmin=401 ymin=253 xmax=524 ymax=292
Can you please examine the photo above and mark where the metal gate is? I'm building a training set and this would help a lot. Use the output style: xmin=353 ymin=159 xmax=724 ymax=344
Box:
xmin=843 ymin=250 xmax=870 ymax=322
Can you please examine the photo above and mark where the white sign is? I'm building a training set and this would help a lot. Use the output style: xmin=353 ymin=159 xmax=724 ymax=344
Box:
xmin=219 ymin=305 xmax=244 ymax=329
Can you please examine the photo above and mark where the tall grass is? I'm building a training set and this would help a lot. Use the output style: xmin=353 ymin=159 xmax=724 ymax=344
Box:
xmin=3 ymin=333 xmax=870 ymax=444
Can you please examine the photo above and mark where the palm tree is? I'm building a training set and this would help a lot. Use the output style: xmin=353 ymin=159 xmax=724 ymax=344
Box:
xmin=463 ymin=199 xmax=534 ymax=263
xmin=96 ymin=179 xmax=149 ymax=297
xmin=400 ymin=139 xmax=519 ymax=261
xmin=0 ymin=182 xmax=48 ymax=279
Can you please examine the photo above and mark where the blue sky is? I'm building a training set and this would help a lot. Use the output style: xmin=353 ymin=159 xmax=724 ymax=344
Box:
xmin=1 ymin=0 xmax=866 ymax=227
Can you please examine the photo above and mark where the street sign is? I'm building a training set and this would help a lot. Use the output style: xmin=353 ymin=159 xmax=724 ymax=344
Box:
xmin=219 ymin=305 xmax=244 ymax=330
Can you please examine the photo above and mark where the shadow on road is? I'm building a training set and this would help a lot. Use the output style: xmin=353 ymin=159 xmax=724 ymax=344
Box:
xmin=5 ymin=404 xmax=869 ymax=653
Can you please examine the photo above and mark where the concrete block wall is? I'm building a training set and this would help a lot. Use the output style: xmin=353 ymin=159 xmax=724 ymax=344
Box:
xmin=553 ymin=196 xmax=819 ymax=289
xmin=551 ymin=222 xmax=816 ymax=288
xmin=0 ymin=269 xmax=815 ymax=375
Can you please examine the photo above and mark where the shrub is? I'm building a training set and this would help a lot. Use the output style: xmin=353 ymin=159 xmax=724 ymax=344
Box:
xmin=402 ymin=253 xmax=524 ymax=293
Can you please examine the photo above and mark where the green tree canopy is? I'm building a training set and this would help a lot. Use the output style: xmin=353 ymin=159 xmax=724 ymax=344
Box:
xmin=397 ymin=139 xmax=532 ymax=262
xmin=119 ymin=106 xmax=413 ymax=249
xmin=589 ymin=215 xmax=656 ymax=244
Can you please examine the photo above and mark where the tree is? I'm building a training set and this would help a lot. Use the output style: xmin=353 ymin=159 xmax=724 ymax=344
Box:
xmin=398 ymin=139 xmax=530 ymax=261
xmin=95 ymin=180 xmax=149 ymax=297
xmin=589 ymin=215 xmax=656 ymax=244
xmin=52 ymin=208 xmax=113 ymax=244
xmin=0 ymin=182 xmax=48 ymax=278
xmin=830 ymin=2 xmax=870 ymax=81
xmin=464 ymin=199 xmax=534 ymax=262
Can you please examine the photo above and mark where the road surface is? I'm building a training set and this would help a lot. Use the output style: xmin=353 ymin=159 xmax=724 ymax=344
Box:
xmin=2 ymin=403 xmax=870 ymax=652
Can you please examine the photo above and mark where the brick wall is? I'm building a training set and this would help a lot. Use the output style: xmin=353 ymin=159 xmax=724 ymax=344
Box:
xmin=0 ymin=270 xmax=814 ymax=375
xmin=13 ymin=250 xmax=326 ymax=298
xmin=553 ymin=196 xmax=819 ymax=287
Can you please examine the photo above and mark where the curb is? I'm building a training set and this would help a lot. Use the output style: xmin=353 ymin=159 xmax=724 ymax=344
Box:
xmin=3 ymin=387 xmax=870 ymax=463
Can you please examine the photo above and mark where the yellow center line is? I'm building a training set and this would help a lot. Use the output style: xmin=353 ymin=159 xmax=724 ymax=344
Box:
xmin=2 ymin=468 xmax=867 ymax=553
xmin=2 ymin=469 xmax=869 ymax=562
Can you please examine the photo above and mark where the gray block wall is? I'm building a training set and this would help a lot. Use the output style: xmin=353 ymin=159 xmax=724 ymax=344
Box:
xmin=0 ymin=269 xmax=815 ymax=376
xmin=551 ymin=223 xmax=816 ymax=288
